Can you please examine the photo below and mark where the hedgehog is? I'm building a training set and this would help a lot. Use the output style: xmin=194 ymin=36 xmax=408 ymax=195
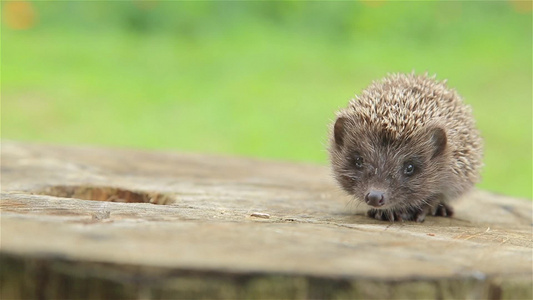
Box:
xmin=328 ymin=73 xmax=483 ymax=222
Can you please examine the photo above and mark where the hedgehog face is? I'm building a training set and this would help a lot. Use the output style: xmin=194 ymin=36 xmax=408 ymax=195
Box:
xmin=330 ymin=117 xmax=448 ymax=211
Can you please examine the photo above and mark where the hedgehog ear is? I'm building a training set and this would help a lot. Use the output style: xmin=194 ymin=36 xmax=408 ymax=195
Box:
xmin=333 ymin=117 xmax=347 ymax=148
xmin=429 ymin=127 xmax=447 ymax=159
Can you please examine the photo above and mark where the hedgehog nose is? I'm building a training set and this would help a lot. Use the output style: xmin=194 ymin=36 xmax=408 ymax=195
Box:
xmin=365 ymin=190 xmax=385 ymax=207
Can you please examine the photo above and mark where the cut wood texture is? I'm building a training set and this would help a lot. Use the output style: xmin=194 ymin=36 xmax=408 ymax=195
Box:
xmin=1 ymin=141 xmax=531 ymax=299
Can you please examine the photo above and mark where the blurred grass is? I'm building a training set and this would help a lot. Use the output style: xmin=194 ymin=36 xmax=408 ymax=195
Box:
xmin=2 ymin=1 xmax=531 ymax=198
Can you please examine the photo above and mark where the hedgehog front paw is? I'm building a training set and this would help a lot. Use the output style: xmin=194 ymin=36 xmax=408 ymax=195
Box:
xmin=430 ymin=202 xmax=454 ymax=217
xmin=412 ymin=209 xmax=429 ymax=222
xmin=412 ymin=201 xmax=454 ymax=222
xmin=367 ymin=208 xmax=387 ymax=221
xmin=367 ymin=209 xmax=406 ymax=222
xmin=367 ymin=202 xmax=454 ymax=223
xmin=367 ymin=207 xmax=429 ymax=222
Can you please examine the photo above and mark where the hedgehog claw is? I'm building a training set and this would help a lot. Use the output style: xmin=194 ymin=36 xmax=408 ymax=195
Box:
xmin=368 ymin=209 xmax=387 ymax=221
xmin=433 ymin=202 xmax=454 ymax=217
xmin=414 ymin=211 xmax=427 ymax=222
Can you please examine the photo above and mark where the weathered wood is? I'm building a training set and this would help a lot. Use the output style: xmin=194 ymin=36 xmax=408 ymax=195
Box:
xmin=1 ymin=141 xmax=531 ymax=299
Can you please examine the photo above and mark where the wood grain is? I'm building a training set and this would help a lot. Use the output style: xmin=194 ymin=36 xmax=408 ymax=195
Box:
xmin=1 ymin=141 xmax=531 ymax=299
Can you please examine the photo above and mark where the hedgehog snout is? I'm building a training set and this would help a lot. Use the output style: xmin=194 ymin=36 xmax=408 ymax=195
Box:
xmin=365 ymin=190 xmax=386 ymax=207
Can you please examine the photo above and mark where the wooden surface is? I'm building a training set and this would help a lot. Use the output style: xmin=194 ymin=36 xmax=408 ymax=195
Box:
xmin=1 ymin=141 xmax=531 ymax=299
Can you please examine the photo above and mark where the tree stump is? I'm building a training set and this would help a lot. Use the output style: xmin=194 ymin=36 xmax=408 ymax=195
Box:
xmin=1 ymin=141 xmax=531 ymax=299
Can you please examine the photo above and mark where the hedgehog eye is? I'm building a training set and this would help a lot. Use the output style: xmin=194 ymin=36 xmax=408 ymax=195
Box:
xmin=403 ymin=163 xmax=415 ymax=176
xmin=354 ymin=156 xmax=364 ymax=169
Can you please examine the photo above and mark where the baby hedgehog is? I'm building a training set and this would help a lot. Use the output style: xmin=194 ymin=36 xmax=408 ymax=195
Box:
xmin=329 ymin=73 xmax=483 ymax=222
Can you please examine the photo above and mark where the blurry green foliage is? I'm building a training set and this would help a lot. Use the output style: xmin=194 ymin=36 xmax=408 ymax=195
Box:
xmin=2 ymin=1 xmax=531 ymax=198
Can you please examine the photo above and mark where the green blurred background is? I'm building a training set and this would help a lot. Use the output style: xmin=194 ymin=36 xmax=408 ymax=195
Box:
xmin=2 ymin=1 xmax=532 ymax=198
